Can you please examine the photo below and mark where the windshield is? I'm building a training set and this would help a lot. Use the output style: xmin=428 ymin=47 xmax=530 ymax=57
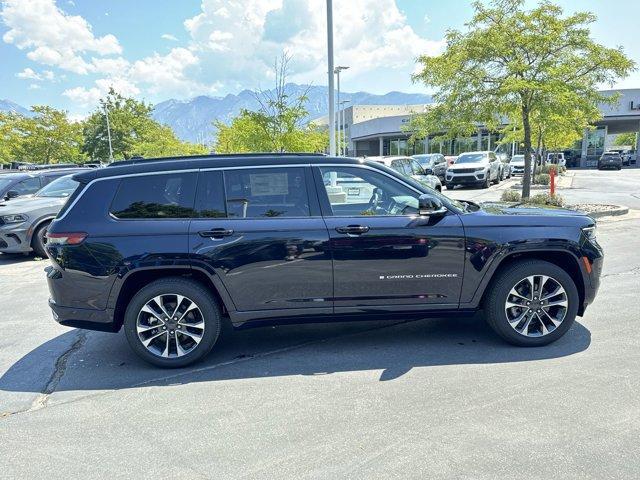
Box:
xmin=35 ymin=175 xmax=79 ymax=198
xmin=510 ymin=155 xmax=525 ymax=163
xmin=456 ymin=153 xmax=487 ymax=164
xmin=413 ymin=154 xmax=435 ymax=166
xmin=0 ymin=178 xmax=14 ymax=192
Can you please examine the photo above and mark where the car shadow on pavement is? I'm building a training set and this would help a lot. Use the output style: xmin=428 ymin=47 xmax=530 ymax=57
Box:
xmin=0 ymin=315 xmax=592 ymax=396
xmin=0 ymin=253 xmax=38 ymax=265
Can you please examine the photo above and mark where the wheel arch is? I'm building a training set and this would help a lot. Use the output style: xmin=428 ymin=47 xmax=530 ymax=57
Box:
xmin=111 ymin=267 xmax=233 ymax=332
xmin=28 ymin=216 xmax=55 ymax=245
xmin=478 ymin=250 xmax=586 ymax=315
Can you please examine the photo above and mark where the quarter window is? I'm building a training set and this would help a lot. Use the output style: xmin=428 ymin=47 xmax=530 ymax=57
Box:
xmin=110 ymin=173 xmax=197 ymax=219
xmin=223 ymin=167 xmax=310 ymax=218
xmin=319 ymin=166 xmax=419 ymax=216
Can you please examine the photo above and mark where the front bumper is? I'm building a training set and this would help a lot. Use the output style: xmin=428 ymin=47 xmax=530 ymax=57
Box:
xmin=446 ymin=171 xmax=487 ymax=185
xmin=0 ymin=225 xmax=31 ymax=253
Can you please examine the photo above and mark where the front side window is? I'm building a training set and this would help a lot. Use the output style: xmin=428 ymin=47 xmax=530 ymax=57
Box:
xmin=194 ymin=170 xmax=226 ymax=218
xmin=319 ymin=166 xmax=420 ymax=216
xmin=14 ymin=177 xmax=41 ymax=195
xmin=110 ymin=172 xmax=197 ymax=219
xmin=223 ymin=167 xmax=310 ymax=218
xmin=409 ymin=160 xmax=424 ymax=175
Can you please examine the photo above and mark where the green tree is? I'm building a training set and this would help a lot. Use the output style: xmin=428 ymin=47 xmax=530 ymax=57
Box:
xmin=613 ymin=132 xmax=637 ymax=146
xmin=132 ymin=123 xmax=208 ymax=157
xmin=9 ymin=106 xmax=85 ymax=164
xmin=409 ymin=0 xmax=634 ymax=198
xmin=214 ymin=55 xmax=329 ymax=154
xmin=82 ymin=89 xmax=156 ymax=160
xmin=0 ymin=112 xmax=21 ymax=164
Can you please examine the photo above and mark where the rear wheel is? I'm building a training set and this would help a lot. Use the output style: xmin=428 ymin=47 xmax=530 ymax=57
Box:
xmin=31 ymin=222 xmax=50 ymax=258
xmin=484 ymin=260 xmax=579 ymax=346
xmin=123 ymin=278 xmax=222 ymax=368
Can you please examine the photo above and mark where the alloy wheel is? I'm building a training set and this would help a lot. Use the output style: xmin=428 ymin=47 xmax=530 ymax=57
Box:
xmin=504 ymin=275 xmax=568 ymax=337
xmin=136 ymin=294 xmax=205 ymax=358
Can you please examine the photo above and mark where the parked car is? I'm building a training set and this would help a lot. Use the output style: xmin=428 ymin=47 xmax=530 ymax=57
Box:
xmin=44 ymin=153 xmax=603 ymax=367
xmin=509 ymin=154 xmax=533 ymax=176
xmin=445 ymin=155 xmax=458 ymax=166
xmin=597 ymin=152 xmax=623 ymax=170
xmin=445 ymin=151 xmax=501 ymax=189
xmin=411 ymin=154 xmax=448 ymax=182
xmin=0 ymin=168 xmax=88 ymax=201
xmin=0 ymin=174 xmax=86 ymax=257
xmin=368 ymin=156 xmax=442 ymax=191
xmin=546 ymin=152 xmax=566 ymax=168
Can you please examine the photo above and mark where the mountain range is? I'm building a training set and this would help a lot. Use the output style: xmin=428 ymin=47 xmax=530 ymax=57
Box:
xmin=2 ymin=84 xmax=432 ymax=143
xmin=0 ymin=99 xmax=33 ymax=117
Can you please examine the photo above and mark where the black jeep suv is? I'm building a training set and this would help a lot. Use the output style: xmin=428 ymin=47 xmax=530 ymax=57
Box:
xmin=45 ymin=154 xmax=603 ymax=368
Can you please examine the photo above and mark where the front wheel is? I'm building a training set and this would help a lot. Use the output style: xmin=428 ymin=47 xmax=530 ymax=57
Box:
xmin=484 ymin=260 xmax=579 ymax=346
xmin=123 ymin=278 xmax=222 ymax=368
xmin=32 ymin=222 xmax=50 ymax=258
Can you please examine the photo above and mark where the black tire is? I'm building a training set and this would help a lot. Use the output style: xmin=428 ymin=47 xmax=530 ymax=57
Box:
xmin=481 ymin=176 xmax=490 ymax=189
xmin=31 ymin=222 xmax=50 ymax=258
xmin=123 ymin=277 xmax=222 ymax=368
xmin=492 ymin=171 xmax=500 ymax=185
xmin=484 ymin=260 xmax=579 ymax=347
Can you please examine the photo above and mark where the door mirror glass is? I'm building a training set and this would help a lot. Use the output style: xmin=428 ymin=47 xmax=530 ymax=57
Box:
xmin=423 ymin=167 xmax=434 ymax=175
xmin=5 ymin=190 xmax=19 ymax=199
xmin=418 ymin=194 xmax=447 ymax=216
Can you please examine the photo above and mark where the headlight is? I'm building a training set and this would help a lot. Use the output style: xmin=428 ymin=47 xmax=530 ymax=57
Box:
xmin=582 ymin=225 xmax=597 ymax=241
xmin=475 ymin=167 xmax=487 ymax=172
xmin=1 ymin=214 xmax=28 ymax=225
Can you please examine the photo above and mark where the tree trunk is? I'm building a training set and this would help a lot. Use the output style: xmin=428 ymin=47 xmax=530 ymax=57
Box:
xmin=521 ymin=104 xmax=532 ymax=199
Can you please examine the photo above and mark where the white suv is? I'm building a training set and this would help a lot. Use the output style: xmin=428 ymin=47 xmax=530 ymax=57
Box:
xmin=445 ymin=151 xmax=501 ymax=189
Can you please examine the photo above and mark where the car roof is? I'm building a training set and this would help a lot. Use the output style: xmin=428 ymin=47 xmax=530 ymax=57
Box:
xmin=74 ymin=154 xmax=383 ymax=183
xmin=458 ymin=151 xmax=491 ymax=155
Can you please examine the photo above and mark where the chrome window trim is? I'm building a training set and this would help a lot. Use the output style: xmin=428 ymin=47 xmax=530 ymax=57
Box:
xmin=56 ymin=162 xmax=438 ymax=222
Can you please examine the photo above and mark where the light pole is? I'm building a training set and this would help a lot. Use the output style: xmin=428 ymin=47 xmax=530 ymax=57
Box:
xmin=340 ymin=99 xmax=350 ymax=156
xmin=334 ymin=65 xmax=349 ymax=156
xmin=104 ymin=104 xmax=114 ymax=163
xmin=326 ymin=0 xmax=336 ymax=156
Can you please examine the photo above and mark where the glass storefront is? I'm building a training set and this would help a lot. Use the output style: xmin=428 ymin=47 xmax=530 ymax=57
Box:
xmin=384 ymin=138 xmax=426 ymax=156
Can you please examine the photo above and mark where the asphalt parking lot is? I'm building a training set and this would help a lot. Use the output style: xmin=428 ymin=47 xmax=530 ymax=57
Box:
xmin=1 ymin=169 xmax=639 ymax=479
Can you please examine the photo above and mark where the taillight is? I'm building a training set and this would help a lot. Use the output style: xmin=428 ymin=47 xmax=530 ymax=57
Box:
xmin=46 ymin=232 xmax=87 ymax=245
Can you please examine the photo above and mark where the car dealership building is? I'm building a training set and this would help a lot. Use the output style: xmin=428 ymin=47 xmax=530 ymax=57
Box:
xmin=332 ymin=89 xmax=640 ymax=167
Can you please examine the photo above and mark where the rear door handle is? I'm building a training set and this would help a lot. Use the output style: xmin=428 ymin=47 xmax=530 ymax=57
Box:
xmin=335 ymin=225 xmax=370 ymax=235
xmin=199 ymin=228 xmax=234 ymax=238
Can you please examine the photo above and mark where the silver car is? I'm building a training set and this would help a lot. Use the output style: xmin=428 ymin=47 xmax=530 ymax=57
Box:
xmin=445 ymin=151 xmax=501 ymax=189
xmin=367 ymin=156 xmax=443 ymax=191
xmin=0 ymin=174 xmax=80 ymax=257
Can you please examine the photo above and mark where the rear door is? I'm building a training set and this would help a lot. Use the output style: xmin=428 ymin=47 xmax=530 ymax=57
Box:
xmin=189 ymin=166 xmax=333 ymax=314
xmin=314 ymin=164 xmax=465 ymax=313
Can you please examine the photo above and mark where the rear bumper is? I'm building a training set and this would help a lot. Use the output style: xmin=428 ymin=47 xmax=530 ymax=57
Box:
xmin=49 ymin=298 xmax=117 ymax=332
xmin=46 ymin=265 xmax=118 ymax=332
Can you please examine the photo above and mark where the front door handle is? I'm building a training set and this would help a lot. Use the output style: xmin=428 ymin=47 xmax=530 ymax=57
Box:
xmin=199 ymin=228 xmax=234 ymax=238
xmin=335 ymin=225 xmax=370 ymax=235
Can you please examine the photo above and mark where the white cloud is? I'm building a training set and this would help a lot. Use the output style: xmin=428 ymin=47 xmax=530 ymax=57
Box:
xmin=63 ymin=76 xmax=140 ymax=107
xmin=1 ymin=0 xmax=122 ymax=74
xmin=129 ymin=47 xmax=203 ymax=96
xmin=16 ymin=67 xmax=56 ymax=81
xmin=181 ymin=0 xmax=444 ymax=92
xmin=161 ymin=33 xmax=178 ymax=42
xmin=28 ymin=83 xmax=41 ymax=90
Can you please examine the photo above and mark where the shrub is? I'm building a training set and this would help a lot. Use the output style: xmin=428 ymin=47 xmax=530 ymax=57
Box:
xmin=533 ymin=173 xmax=550 ymax=185
xmin=527 ymin=193 xmax=564 ymax=207
xmin=537 ymin=164 xmax=565 ymax=175
xmin=501 ymin=190 xmax=521 ymax=202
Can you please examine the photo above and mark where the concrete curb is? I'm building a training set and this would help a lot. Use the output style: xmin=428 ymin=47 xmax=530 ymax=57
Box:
xmin=572 ymin=205 xmax=630 ymax=219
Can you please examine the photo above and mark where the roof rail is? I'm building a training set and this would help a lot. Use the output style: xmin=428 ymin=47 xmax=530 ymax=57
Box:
xmin=107 ymin=152 xmax=327 ymax=167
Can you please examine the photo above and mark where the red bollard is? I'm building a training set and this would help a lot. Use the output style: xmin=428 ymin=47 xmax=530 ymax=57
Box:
xmin=550 ymin=167 xmax=556 ymax=196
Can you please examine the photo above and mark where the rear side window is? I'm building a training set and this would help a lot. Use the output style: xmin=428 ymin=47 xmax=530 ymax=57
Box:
xmin=223 ymin=167 xmax=310 ymax=218
xmin=13 ymin=177 xmax=41 ymax=194
xmin=110 ymin=172 xmax=197 ymax=219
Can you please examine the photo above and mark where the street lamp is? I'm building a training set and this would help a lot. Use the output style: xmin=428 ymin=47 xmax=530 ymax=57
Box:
xmin=326 ymin=0 xmax=336 ymax=156
xmin=103 ymin=104 xmax=114 ymax=163
xmin=340 ymin=99 xmax=350 ymax=156
xmin=334 ymin=66 xmax=349 ymax=156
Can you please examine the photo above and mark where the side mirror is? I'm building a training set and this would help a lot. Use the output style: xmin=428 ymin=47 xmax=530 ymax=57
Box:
xmin=418 ymin=194 xmax=447 ymax=217
xmin=5 ymin=190 xmax=19 ymax=199
xmin=423 ymin=167 xmax=434 ymax=175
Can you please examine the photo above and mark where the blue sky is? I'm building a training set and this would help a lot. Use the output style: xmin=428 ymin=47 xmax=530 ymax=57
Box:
xmin=2 ymin=0 xmax=640 ymax=118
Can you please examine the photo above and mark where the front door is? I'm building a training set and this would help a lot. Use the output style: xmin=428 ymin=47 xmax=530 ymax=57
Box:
xmin=314 ymin=164 xmax=465 ymax=313
xmin=189 ymin=167 xmax=333 ymax=316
